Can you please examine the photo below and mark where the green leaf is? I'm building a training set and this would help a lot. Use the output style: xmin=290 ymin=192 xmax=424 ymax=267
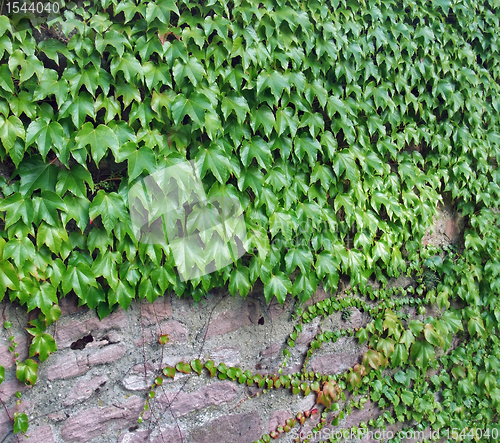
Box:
xmin=196 ymin=144 xmax=231 ymax=184
xmin=0 ymin=193 xmax=34 ymax=228
xmin=0 ymin=115 xmax=25 ymax=152
xmin=143 ymin=62 xmax=172 ymax=90
xmin=13 ymin=412 xmax=28 ymax=434
xmin=191 ymin=359 xmax=203 ymax=375
xmin=251 ymin=105 xmax=275 ymax=138
xmin=29 ymin=332 xmax=57 ymax=362
xmin=468 ymin=316 xmax=486 ymax=338
xmin=145 ymin=0 xmax=179 ymax=23
xmin=26 ymin=282 xmax=58 ymax=316
xmin=263 ymin=272 xmax=292 ymax=305
xmin=59 ymin=92 xmax=96 ymax=128
xmin=126 ymin=147 xmax=157 ymax=183
xmin=241 ymin=137 xmax=272 ymax=169
xmin=285 ymin=247 xmax=313 ymax=274
xmin=401 ymin=390 xmax=414 ymax=406
xmin=294 ymin=134 xmax=321 ymax=166
xmin=0 ymin=365 xmax=4 ymax=384
xmin=410 ymin=340 xmax=435 ymax=371
xmin=37 ymin=222 xmax=68 ymax=254
xmin=171 ymin=92 xmax=212 ymax=128
xmin=110 ymin=53 xmax=143 ymax=82
xmin=4 ymin=237 xmax=36 ymax=267
xmin=44 ymin=304 xmax=61 ymax=326
xmin=173 ymin=57 xmax=205 ymax=87
xmin=33 ymin=191 xmax=66 ymax=226
xmin=25 ymin=119 xmax=65 ymax=161
xmin=109 ymin=280 xmax=135 ymax=310
xmin=257 ymin=71 xmax=289 ymax=102
xmin=16 ymin=359 xmax=38 ymax=386
xmin=56 ymin=164 xmax=94 ymax=199
xmin=89 ymin=191 xmax=128 ymax=234
xmin=275 ymin=107 xmax=298 ymax=138
xmin=62 ymin=262 xmax=98 ymax=298
xmin=75 ymin=123 xmax=119 ymax=164
xmin=292 ymin=272 xmax=317 ymax=303
xmin=32 ymin=69 xmax=69 ymax=109
xmin=0 ymin=260 xmax=20 ymax=296
xmin=9 ymin=50 xmax=44 ymax=83
xmin=229 ymin=265 xmax=251 ymax=297
xmin=222 ymin=95 xmax=250 ymax=124
xmin=390 ymin=343 xmax=408 ymax=368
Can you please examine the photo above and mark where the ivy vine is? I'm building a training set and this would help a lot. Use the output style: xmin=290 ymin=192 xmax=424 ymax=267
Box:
xmin=0 ymin=0 xmax=498 ymax=439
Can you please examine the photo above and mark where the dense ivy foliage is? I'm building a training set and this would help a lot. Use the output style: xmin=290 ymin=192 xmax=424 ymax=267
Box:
xmin=1 ymin=0 xmax=500 ymax=439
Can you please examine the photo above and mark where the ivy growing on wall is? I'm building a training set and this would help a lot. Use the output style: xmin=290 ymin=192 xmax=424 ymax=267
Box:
xmin=0 ymin=0 xmax=499 ymax=439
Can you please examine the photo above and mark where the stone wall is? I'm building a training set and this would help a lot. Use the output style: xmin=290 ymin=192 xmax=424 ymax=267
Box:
xmin=0 ymin=206 xmax=461 ymax=443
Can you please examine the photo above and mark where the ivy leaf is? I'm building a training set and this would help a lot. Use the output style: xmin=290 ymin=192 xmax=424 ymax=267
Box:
xmin=110 ymin=53 xmax=143 ymax=82
xmin=241 ymin=137 xmax=272 ymax=169
xmin=173 ymin=57 xmax=205 ymax=87
xmin=32 ymin=69 xmax=68 ymax=109
xmin=89 ymin=191 xmax=128 ymax=234
xmin=363 ymin=349 xmax=382 ymax=371
xmin=171 ymin=93 xmax=212 ymax=128
xmin=390 ymin=343 xmax=409 ymax=368
xmin=257 ymin=71 xmax=289 ymax=102
xmin=222 ymin=95 xmax=250 ymax=124
xmin=285 ymin=247 xmax=313 ymax=274
xmin=75 ymin=123 xmax=119 ymax=164
xmin=62 ymin=195 xmax=90 ymax=232
xmin=229 ymin=265 xmax=251 ymax=297
xmin=294 ymin=134 xmax=321 ymax=166
xmin=0 ymin=193 xmax=34 ymax=228
xmin=468 ymin=316 xmax=486 ymax=338
xmin=126 ymin=147 xmax=157 ymax=183
xmin=62 ymin=262 xmax=98 ymax=298
xmin=27 ymin=282 xmax=58 ymax=316
xmin=399 ymin=330 xmax=415 ymax=349
xmin=33 ymin=191 xmax=66 ymax=226
xmin=108 ymin=280 xmax=135 ymax=310
xmin=16 ymin=359 xmax=38 ymax=386
xmin=275 ymin=107 xmax=298 ymax=138
xmin=292 ymin=272 xmax=317 ymax=303
xmin=29 ymin=332 xmax=57 ymax=362
xmin=25 ymin=119 xmax=65 ymax=161
xmin=196 ymin=144 xmax=231 ymax=184
xmin=251 ymin=105 xmax=275 ymax=137
xmin=0 ymin=260 xmax=20 ymax=297
xmin=59 ymin=92 xmax=96 ymax=128
xmin=401 ymin=390 xmax=414 ymax=406
xmin=263 ymin=272 xmax=292 ymax=305
xmin=80 ymin=285 xmax=106 ymax=310
xmin=36 ymin=222 xmax=69 ymax=254
xmin=410 ymin=340 xmax=435 ymax=371
xmin=143 ymin=62 xmax=172 ymax=90
xmin=56 ymin=164 xmax=94 ymax=199
xmin=0 ymin=114 xmax=25 ymax=154
xmin=145 ymin=0 xmax=179 ymax=24
xmin=4 ymin=237 xmax=36 ymax=267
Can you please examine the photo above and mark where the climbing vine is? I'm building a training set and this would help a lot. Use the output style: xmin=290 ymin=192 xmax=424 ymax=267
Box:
xmin=0 ymin=0 xmax=499 ymax=439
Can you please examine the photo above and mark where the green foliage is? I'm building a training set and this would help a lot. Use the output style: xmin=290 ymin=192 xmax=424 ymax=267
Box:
xmin=0 ymin=0 xmax=500 ymax=439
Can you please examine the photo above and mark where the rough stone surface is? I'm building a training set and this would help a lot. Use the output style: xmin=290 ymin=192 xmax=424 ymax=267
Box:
xmin=206 ymin=297 xmax=261 ymax=337
xmin=14 ymin=425 xmax=55 ymax=443
xmin=63 ymin=375 xmax=109 ymax=406
xmin=158 ymin=381 xmax=240 ymax=416
xmin=309 ymin=350 xmax=365 ymax=375
xmin=189 ymin=412 xmax=262 ymax=443
xmin=61 ymin=396 xmax=144 ymax=442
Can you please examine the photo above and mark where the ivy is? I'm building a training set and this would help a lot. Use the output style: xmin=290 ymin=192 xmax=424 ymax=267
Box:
xmin=0 ymin=0 xmax=499 ymax=439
